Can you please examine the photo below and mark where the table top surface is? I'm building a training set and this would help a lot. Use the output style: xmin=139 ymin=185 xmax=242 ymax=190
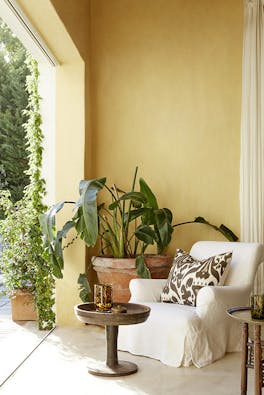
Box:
xmin=74 ymin=302 xmax=151 ymax=326
xmin=227 ymin=306 xmax=264 ymax=325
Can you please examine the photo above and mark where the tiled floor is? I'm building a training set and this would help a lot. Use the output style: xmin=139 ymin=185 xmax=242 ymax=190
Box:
xmin=0 ymin=317 xmax=256 ymax=395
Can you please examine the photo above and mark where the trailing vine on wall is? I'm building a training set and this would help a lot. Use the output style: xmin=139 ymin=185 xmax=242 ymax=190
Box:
xmin=23 ymin=56 xmax=55 ymax=330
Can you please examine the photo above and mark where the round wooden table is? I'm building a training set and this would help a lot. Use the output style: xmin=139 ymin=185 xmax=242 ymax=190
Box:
xmin=227 ymin=306 xmax=264 ymax=395
xmin=74 ymin=302 xmax=150 ymax=377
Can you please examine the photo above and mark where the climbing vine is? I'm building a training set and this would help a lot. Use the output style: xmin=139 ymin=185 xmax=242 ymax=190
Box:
xmin=0 ymin=55 xmax=55 ymax=330
xmin=24 ymin=56 xmax=55 ymax=330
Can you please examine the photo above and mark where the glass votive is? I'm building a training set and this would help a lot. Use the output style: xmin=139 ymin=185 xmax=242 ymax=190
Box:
xmin=94 ymin=283 xmax=113 ymax=312
xmin=251 ymin=294 xmax=264 ymax=320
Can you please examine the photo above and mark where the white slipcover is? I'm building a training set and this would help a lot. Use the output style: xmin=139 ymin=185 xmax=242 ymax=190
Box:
xmin=118 ymin=241 xmax=264 ymax=367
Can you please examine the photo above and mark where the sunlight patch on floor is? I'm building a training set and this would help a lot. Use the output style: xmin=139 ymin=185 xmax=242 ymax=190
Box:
xmin=0 ymin=324 xmax=256 ymax=395
xmin=0 ymin=319 xmax=48 ymax=386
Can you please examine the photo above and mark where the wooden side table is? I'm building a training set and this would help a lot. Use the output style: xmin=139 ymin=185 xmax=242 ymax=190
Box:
xmin=227 ymin=306 xmax=264 ymax=395
xmin=74 ymin=302 xmax=150 ymax=377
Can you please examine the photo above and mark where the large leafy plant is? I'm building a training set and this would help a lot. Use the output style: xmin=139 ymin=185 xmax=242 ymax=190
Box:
xmin=97 ymin=171 xmax=174 ymax=277
xmin=40 ymin=168 xmax=174 ymax=280
xmin=40 ymin=167 xmax=238 ymax=302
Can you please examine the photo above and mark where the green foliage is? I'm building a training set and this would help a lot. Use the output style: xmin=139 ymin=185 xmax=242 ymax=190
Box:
xmin=78 ymin=273 xmax=91 ymax=303
xmin=173 ymin=216 xmax=239 ymax=242
xmin=0 ymin=55 xmax=55 ymax=330
xmin=135 ymin=255 xmax=151 ymax=279
xmin=41 ymin=167 xmax=174 ymax=293
xmin=39 ymin=177 xmax=106 ymax=280
xmin=39 ymin=201 xmax=76 ymax=279
xmin=23 ymin=56 xmax=54 ymax=330
xmin=23 ymin=57 xmax=46 ymax=211
xmin=75 ymin=178 xmax=107 ymax=246
xmin=0 ymin=191 xmax=36 ymax=291
xmin=98 ymin=170 xmax=174 ymax=260
xmin=0 ymin=18 xmax=30 ymax=203
xmin=41 ymin=167 xmax=238 ymax=303
xmin=34 ymin=251 xmax=55 ymax=330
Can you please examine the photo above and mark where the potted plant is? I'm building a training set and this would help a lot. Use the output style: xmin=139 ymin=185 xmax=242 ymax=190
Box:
xmin=92 ymin=169 xmax=175 ymax=301
xmin=40 ymin=167 xmax=174 ymax=302
xmin=0 ymin=192 xmax=38 ymax=321
xmin=40 ymin=167 xmax=238 ymax=303
xmin=0 ymin=190 xmax=55 ymax=328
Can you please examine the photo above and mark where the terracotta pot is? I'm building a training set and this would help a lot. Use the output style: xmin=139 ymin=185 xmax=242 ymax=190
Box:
xmin=92 ymin=254 xmax=172 ymax=303
xmin=10 ymin=289 xmax=37 ymax=321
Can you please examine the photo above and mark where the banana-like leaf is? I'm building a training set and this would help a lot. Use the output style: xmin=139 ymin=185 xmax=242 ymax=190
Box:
xmin=39 ymin=201 xmax=65 ymax=243
xmin=54 ymin=239 xmax=63 ymax=269
xmin=50 ymin=252 xmax=63 ymax=279
xmin=109 ymin=191 xmax=147 ymax=210
xmin=75 ymin=207 xmax=95 ymax=245
xmin=52 ymin=221 xmax=76 ymax=271
xmin=219 ymin=224 xmax=238 ymax=241
xmin=135 ymin=225 xmax=156 ymax=245
xmin=135 ymin=255 xmax=151 ymax=278
xmin=131 ymin=200 xmax=142 ymax=209
xmin=40 ymin=202 xmax=75 ymax=277
xmin=75 ymin=207 xmax=85 ymax=237
xmin=193 ymin=217 xmax=238 ymax=242
xmin=155 ymin=208 xmax=173 ymax=224
xmin=161 ymin=208 xmax=173 ymax=224
xmin=79 ymin=178 xmax=105 ymax=195
xmin=77 ymin=178 xmax=106 ymax=246
xmin=139 ymin=178 xmax=158 ymax=209
xmin=102 ymin=220 xmax=120 ymax=257
xmin=194 ymin=216 xmax=208 ymax=225
xmin=78 ymin=273 xmax=91 ymax=302
xmin=155 ymin=208 xmax=174 ymax=253
xmin=56 ymin=220 xmax=76 ymax=240
xmin=123 ymin=208 xmax=147 ymax=223
xmin=140 ymin=207 xmax=156 ymax=225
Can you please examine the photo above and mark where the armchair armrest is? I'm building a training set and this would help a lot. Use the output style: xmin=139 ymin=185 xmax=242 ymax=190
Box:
xmin=196 ymin=285 xmax=251 ymax=319
xmin=129 ymin=279 xmax=167 ymax=302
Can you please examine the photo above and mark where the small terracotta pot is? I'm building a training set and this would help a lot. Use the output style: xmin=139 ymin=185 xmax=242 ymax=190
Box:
xmin=92 ymin=254 xmax=172 ymax=302
xmin=10 ymin=289 xmax=37 ymax=321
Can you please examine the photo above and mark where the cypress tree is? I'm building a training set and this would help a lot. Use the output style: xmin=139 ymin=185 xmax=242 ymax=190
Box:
xmin=0 ymin=18 xmax=30 ymax=202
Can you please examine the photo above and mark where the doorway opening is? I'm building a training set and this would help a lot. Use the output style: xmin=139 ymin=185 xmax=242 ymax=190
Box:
xmin=0 ymin=1 xmax=57 ymax=321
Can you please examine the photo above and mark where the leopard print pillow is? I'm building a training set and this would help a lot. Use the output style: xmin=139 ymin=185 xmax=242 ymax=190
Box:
xmin=160 ymin=249 xmax=232 ymax=306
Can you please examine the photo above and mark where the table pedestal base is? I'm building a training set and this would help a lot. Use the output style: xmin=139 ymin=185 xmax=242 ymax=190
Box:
xmin=88 ymin=325 xmax=138 ymax=377
xmin=74 ymin=303 xmax=150 ymax=378
xmin=88 ymin=360 xmax=138 ymax=377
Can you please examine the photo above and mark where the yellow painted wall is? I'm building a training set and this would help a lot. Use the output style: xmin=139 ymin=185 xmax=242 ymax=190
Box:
xmin=51 ymin=0 xmax=94 ymax=177
xmin=16 ymin=0 xmax=243 ymax=325
xmin=17 ymin=0 xmax=86 ymax=325
xmin=90 ymin=0 xmax=243 ymax=254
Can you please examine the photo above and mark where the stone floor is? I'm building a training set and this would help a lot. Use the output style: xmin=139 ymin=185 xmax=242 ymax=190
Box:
xmin=0 ymin=274 xmax=257 ymax=395
xmin=0 ymin=272 xmax=11 ymax=318
xmin=0 ymin=319 xmax=257 ymax=395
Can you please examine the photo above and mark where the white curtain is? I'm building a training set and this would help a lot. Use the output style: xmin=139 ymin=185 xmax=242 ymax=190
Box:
xmin=240 ymin=0 xmax=264 ymax=293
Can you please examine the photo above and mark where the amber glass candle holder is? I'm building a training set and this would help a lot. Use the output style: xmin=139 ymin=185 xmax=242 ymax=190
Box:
xmin=251 ymin=294 xmax=264 ymax=320
xmin=94 ymin=283 xmax=113 ymax=312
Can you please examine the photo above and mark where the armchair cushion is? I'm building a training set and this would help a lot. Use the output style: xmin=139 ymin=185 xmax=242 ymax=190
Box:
xmin=160 ymin=249 xmax=232 ymax=306
xmin=129 ymin=279 xmax=167 ymax=302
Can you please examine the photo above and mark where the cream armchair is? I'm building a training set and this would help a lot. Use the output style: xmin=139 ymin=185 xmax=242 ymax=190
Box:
xmin=118 ymin=241 xmax=264 ymax=367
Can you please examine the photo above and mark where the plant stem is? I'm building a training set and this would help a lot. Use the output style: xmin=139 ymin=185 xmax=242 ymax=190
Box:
xmin=124 ymin=166 xmax=138 ymax=255
xmin=173 ymin=221 xmax=195 ymax=227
